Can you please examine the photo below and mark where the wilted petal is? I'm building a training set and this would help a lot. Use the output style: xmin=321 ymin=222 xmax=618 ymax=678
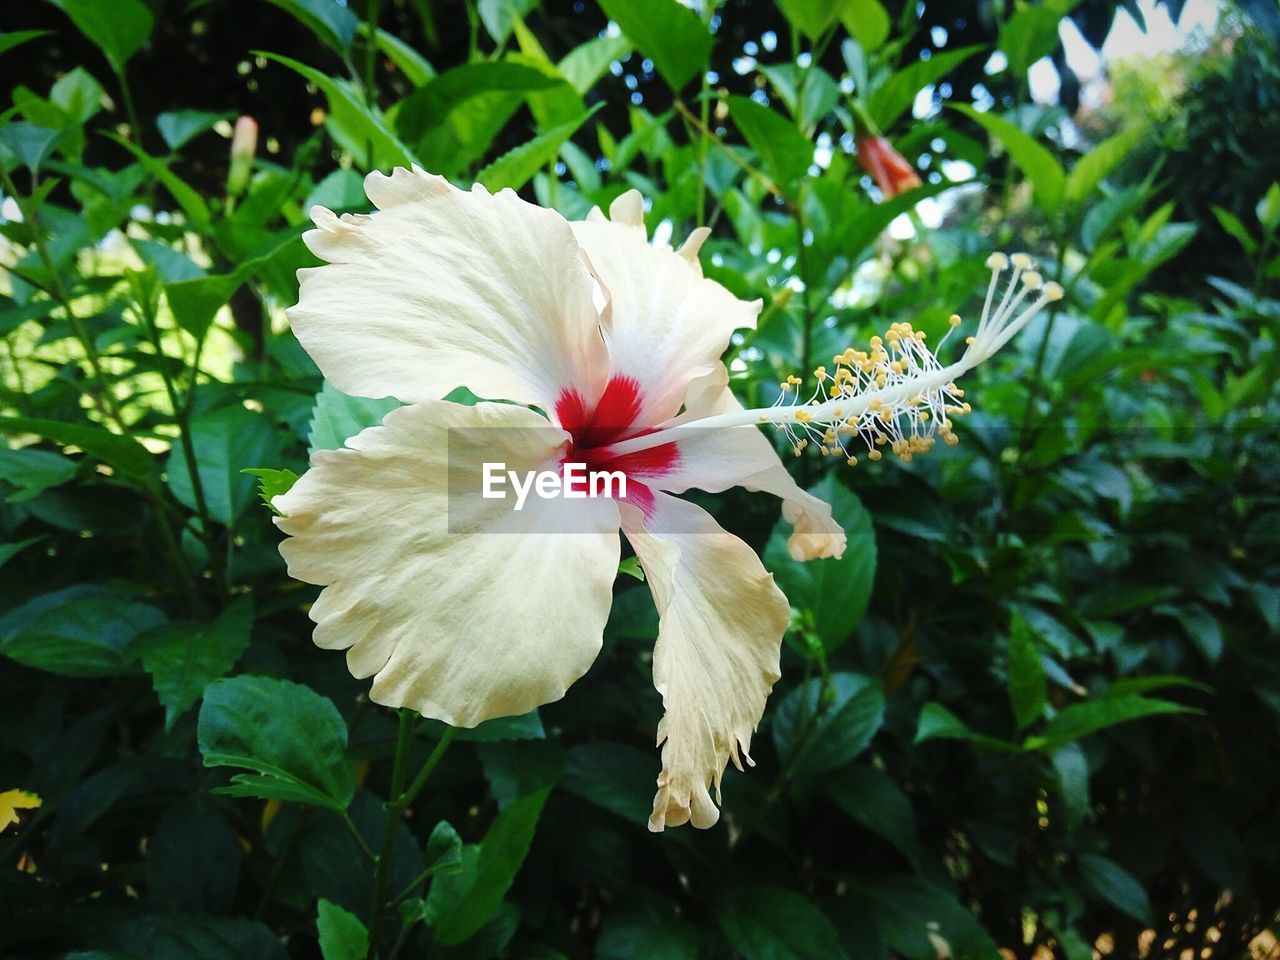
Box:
xmin=274 ymin=400 xmax=621 ymax=727
xmin=571 ymin=194 xmax=761 ymax=429
xmin=653 ymin=365 xmax=846 ymax=561
xmin=290 ymin=167 xmax=607 ymax=410
xmin=620 ymin=493 xmax=789 ymax=831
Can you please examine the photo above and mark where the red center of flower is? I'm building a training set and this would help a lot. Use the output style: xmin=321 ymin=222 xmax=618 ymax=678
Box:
xmin=554 ymin=375 xmax=679 ymax=515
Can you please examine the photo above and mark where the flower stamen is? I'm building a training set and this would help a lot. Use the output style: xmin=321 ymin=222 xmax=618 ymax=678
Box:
xmin=603 ymin=253 xmax=1063 ymax=462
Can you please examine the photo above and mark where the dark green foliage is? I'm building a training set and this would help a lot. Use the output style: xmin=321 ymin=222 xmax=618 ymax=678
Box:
xmin=1 ymin=1 xmax=1278 ymax=958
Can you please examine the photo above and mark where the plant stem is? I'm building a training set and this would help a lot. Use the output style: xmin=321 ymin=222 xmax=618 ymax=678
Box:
xmin=112 ymin=65 xmax=145 ymax=145
xmin=135 ymin=296 xmax=215 ymax=550
xmin=341 ymin=812 xmax=377 ymax=863
xmin=366 ymin=711 xmax=415 ymax=957
xmin=399 ymin=727 xmax=456 ymax=810
xmin=674 ymin=100 xmax=783 ymax=201
xmin=366 ymin=717 xmax=457 ymax=958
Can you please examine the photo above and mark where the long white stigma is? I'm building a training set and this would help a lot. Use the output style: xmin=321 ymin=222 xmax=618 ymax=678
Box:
xmin=605 ymin=253 xmax=1063 ymax=461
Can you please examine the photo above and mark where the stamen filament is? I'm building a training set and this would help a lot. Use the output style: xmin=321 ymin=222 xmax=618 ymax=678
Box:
xmin=604 ymin=252 xmax=1063 ymax=462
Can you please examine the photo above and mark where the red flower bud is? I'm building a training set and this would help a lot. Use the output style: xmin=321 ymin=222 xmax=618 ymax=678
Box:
xmin=856 ymin=134 xmax=921 ymax=199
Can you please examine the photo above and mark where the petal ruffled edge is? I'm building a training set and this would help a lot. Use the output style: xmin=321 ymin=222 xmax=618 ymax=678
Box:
xmin=620 ymin=493 xmax=789 ymax=830
xmin=274 ymin=399 xmax=622 ymax=727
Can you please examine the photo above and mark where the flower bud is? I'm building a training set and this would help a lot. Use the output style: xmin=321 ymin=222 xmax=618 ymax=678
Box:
xmin=855 ymin=134 xmax=922 ymax=200
xmin=226 ymin=115 xmax=258 ymax=197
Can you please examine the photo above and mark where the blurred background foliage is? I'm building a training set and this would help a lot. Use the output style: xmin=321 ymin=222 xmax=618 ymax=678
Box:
xmin=1 ymin=0 xmax=1278 ymax=958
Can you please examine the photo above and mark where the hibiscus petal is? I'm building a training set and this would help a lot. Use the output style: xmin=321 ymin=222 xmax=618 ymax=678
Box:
xmin=653 ymin=366 xmax=847 ymax=561
xmin=274 ymin=400 xmax=621 ymax=727
xmin=571 ymin=194 xmax=761 ymax=430
xmin=620 ymin=493 xmax=790 ymax=831
xmin=290 ymin=167 xmax=607 ymax=410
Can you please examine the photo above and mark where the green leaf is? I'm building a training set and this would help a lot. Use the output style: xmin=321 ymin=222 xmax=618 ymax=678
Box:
xmin=1078 ymin=853 xmax=1152 ymax=924
xmin=1008 ymin=610 xmax=1047 ymax=730
xmin=49 ymin=0 xmax=154 ymax=71
xmin=1105 ymin=674 xmax=1212 ymax=697
xmin=0 ymin=122 xmax=62 ymax=172
xmin=366 ymin=26 xmax=435 ymax=86
xmin=0 ymin=446 xmax=77 ymax=503
xmin=51 ymin=67 xmax=104 ymax=124
xmin=1000 ymin=5 xmax=1067 ymax=78
xmin=1066 ymin=126 xmax=1145 ymax=205
xmin=867 ymin=46 xmax=982 ymax=131
xmin=107 ymin=134 xmax=212 ymax=228
xmin=856 ymin=875 xmax=1000 ymax=960
xmin=166 ymin=405 xmax=280 ymax=526
xmin=198 ymin=675 xmax=355 ymax=811
xmin=1081 ymin=186 xmax=1145 ymax=251
xmin=0 ymin=296 xmax=54 ymax=338
xmin=0 ymin=30 xmax=51 ymax=58
xmin=618 ymin=555 xmax=645 ymax=581
xmin=428 ymin=788 xmax=548 ymax=945
xmin=1052 ymin=742 xmax=1090 ymax=829
xmin=0 ymin=535 xmax=44 ymax=571
xmin=914 ymin=702 xmax=972 ymax=743
xmin=765 ymin=475 xmax=876 ymax=650
xmin=164 ymin=273 xmax=243 ymax=340
xmin=1172 ymin=604 xmax=1224 ymax=663
xmin=558 ymin=35 xmax=632 ymax=94
xmin=242 ymin=467 xmax=299 ymax=514
xmin=727 ymin=95 xmax=813 ymax=187
xmin=773 ymin=673 xmax=885 ymax=779
xmin=0 ymin=416 xmax=154 ymax=481
xmin=477 ymin=0 xmax=538 ymax=43
xmin=952 ymin=103 xmax=1066 ymax=214
xmin=914 ymin=703 xmax=1017 ymax=751
xmin=825 ymin=765 xmax=920 ymax=864
xmin=1026 ymin=696 xmax=1197 ymax=751
xmin=562 ymin=742 xmax=653 ymax=826
xmin=157 ymin=110 xmax=229 ymax=151
xmin=265 ymin=0 xmax=359 ymax=55
xmin=1078 ymin=582 xmax=1178 ymax=618
xmin=597 ymin=0 xmax=713 ymax=92
xmin=131 ymin=598 xmax=254 ymax=730
xmin=774 ymin=0 xmax=848 ymax=38
xmin=1181 ymin=809 xmax=1247 ymax=892
xmin=316 ymin=899 xmax=368 ymax=960
xmin=146 ymin=805 xmax=241 ymax=913
xmin=841 ymin=0 xmax=890 ymax=53
xmin=598 ymin=891 xmax=700 ymax=960
xmin=308 ymin=382 xmax=401 ymax=454
xmin=1256 ymin=181 xmax=1280 ymax=232
xmin=478 ymin=103 xmax=603 ymax=193
xmin=305 ymin=168 xmax=368 ymax=212
xmin=716 ymin=886 xmax=847 ymax=960
xmin=394 ymin=61 xmax=563 ymax=147
xmin=0 ymin=585 xmax=165 ymax=677
xmin=258 ymin=52 xmax=416 ymax=171
xmin=424 ymin=820 xmax=465 ymax=877
xmin=102 ymin=914 xmax=287 ymax=960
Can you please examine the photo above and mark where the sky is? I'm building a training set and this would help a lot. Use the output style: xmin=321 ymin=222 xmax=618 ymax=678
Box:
xmin=1029 ymin=0 xmax=1221 ymax=104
